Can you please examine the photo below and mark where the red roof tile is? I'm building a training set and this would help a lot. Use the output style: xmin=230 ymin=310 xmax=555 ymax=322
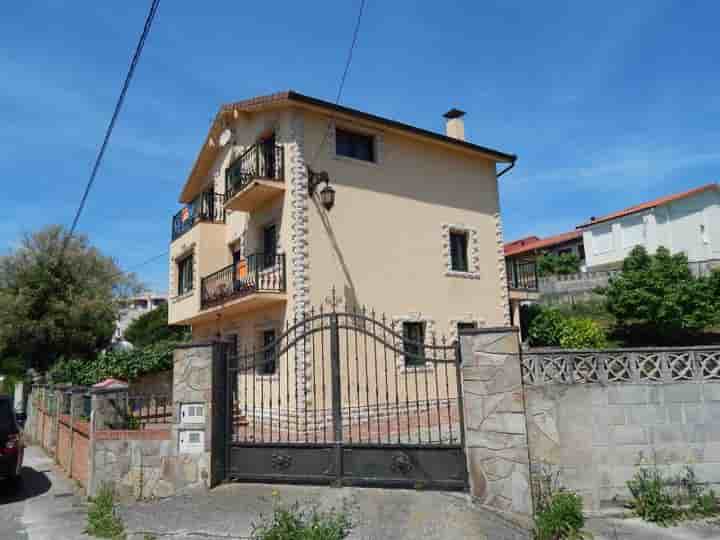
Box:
xmin=504 ymin=230 xmax=583 ymax=257
xmin=577 ymin=183 xmax=718 ymax=228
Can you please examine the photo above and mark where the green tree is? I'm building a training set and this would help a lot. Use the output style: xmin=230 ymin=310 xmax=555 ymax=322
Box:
xmin=0 ymin=225 xmax=142 ymax=372
xmin=123 ymin=303 xmax=188 ymax=348
xmin=603 ymin=246 xmax=720 ymax=336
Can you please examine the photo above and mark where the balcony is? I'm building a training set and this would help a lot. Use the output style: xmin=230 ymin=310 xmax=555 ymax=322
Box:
xmin=200 ymin=253 xmax=286 ymax=312
xmin=506 ymin=259 xmax=538 ymax=292
xmin=171 ymin=190 xmax=225 ymax=241
xmin=224 ymin=142 xmax=285 ymax=213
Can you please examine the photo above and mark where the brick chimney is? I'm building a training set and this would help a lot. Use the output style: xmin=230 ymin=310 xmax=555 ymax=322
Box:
xmin=443 ymin=108 xmax=466 ymax=140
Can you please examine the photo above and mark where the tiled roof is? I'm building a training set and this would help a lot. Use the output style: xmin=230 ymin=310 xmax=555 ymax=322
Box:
xmin=577 ymin=183 xmax=719 ymax=228
xmin=504 ymin=230 xmax=583 ymax=257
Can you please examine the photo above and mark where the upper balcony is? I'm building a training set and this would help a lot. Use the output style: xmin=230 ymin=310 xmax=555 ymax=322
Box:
xmin=506 ymin=259 xmax=539 ymax=299
xmin=224 ymin=142 xmax=285 ymax=213
xmin=171 ymin=190 xmax=225 ymax=241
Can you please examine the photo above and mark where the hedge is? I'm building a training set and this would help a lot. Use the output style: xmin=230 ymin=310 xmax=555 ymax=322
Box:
xmin=48 ymin=340 xmax=177 ymax=386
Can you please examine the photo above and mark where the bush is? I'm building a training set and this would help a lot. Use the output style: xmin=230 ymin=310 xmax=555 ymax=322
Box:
xmin=86 ymin=484 xmax=126 ymax=539
xmin=124 ymin=303 xmax=188 ymax=348
xmin=528 ymin=309 xmax=566 ymax=347
xmin=252 ymin=497 xmax=354 ymax=540
xmin=528 ymin=308 xmax=606 ymax=349
xmin=558 ymin=318 xmax=607 ymax=349
xmin=49 ymin=340 xmax=177 ymax=386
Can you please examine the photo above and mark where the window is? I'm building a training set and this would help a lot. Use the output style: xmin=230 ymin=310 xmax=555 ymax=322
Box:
xmin=402 ymin=322 xmax=426 ymax=367
xmin=621 ymin=215 xmax=645 ymax=249
xmin=262 ymin=224 xmax=277 ymax=269
xmin=592 ymin=225 xmax=613 ymax=255
xmin=336 ymin=128 xmax=375 ymax=162
xmin=259 ymin=329 xmax=277 ymax=375
xmin=450 ymin=231 xmax=469 ymax=272
xmin=177 ymin=254 xmax=194 ymax=295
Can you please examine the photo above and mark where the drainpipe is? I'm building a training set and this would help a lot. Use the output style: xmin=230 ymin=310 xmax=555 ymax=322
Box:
xmin=497 ymin=156 xmax=517 ymax=179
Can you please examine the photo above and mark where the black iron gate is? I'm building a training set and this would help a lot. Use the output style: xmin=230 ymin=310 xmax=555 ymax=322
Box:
xmin=222 ymin=300 xmax=468 ymax=490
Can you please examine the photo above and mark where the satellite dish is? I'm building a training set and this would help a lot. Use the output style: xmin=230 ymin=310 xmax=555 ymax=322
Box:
xmin=219 ymin=128 xmax=232 ymax=147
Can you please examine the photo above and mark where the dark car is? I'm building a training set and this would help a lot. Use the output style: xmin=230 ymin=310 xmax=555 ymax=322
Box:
xmin=0 ymin=395 xmax=24 ymax=483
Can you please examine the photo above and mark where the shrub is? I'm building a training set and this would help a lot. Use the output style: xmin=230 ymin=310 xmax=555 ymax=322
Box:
xmin=252 ymin=497 xmax=354 ymax=540
xmin=558 ymin=318 xmax=607 ymax=349
xmin=86 ymin=484 xmax=126 ymax=539
xmin=528 ymin=309 xmax=566 ymax=347
xmin=49 ymin=340 xmax=178 ymax=386
xmin=528 ymin=308 xmax=607 ymax=349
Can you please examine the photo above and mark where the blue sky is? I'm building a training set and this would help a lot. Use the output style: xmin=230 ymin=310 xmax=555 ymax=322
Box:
xmin=2 ymin=1 xmax=719 ymax=292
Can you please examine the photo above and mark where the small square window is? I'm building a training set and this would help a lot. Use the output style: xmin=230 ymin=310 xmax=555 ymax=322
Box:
xmin=450 ymin=231 xmax=469 ymax=272
xmin=402 ymin=322 xmax=426 ymax=367
xmin=336 ymin=128 xmax=375 ymax=162
xmin=177 ymin=254 xmax=194 ymax=295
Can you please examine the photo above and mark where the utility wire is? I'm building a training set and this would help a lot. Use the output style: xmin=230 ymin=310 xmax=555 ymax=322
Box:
xmin=65 ymin=0 xmax=161 ymax=244
xmin=309 ymin=0 xmax=366 ymax=167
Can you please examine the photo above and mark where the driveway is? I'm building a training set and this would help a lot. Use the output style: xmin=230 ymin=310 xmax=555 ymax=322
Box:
xmin=0 ymin=446 xmax=88 ymax=540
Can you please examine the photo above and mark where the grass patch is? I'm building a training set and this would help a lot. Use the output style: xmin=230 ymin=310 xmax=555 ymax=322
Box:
xmin=627 ymin=465 xmax=720 ymax=526
xmin=251 ymin=495 xmax=355 ymax=540
xmin=85 ymin=484 xmax=126 ymax=539
xmin=532 ymin=466 xmax=592 ymax=540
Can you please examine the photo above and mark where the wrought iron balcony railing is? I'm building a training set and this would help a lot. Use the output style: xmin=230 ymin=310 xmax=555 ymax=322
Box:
xmin=224 ymin=142 xmax=284 ymax=201
xmin=507 ymin=259 xmax=539 ymax=291
xmin=201 ymin=253 xmax=286 ymax=309
xmin=171 ymin=190 xmax=225 ymax=241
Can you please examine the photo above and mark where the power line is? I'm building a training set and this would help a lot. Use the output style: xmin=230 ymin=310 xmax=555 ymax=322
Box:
xmin=309 ymin=0 xmax=366 ymax=166
xmin=66 ymin=0 xmax=161 ymax=242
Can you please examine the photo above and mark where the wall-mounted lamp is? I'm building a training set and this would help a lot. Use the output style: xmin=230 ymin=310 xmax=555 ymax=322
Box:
xmin=308 ymin=168 xmax=336 ymax=211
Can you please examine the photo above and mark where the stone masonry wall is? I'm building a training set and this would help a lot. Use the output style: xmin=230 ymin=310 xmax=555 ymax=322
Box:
xmin=459 ymin=328 xmax=533 ymax=528
xmin=89 ymin=344 xmax=215 ymax=499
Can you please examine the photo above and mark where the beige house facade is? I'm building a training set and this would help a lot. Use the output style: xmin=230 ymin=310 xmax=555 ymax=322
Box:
xmin=169 ymin=91 xmax=515 ymax=342
xmin=167 ymin=92 xmax=516 ymax=441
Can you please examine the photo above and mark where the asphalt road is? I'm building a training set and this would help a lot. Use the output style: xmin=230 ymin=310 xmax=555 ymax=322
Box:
xmin=0 ymin=446 xmax=88 ymax=540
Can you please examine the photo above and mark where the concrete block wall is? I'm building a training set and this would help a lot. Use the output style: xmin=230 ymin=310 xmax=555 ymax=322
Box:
xmin=523 ymin=348 xmax=720 ymax=511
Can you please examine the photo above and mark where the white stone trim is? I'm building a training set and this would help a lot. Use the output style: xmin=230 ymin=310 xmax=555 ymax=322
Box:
xmin=441 ymin=223 xmax=481 ymax=279
xmin=493 ymin=210 xmax=511 ymax=325
xmin=289 ymin=111 xmax=311 ymax=411
xmin=392 ymin=314 xmax=436 ymax=373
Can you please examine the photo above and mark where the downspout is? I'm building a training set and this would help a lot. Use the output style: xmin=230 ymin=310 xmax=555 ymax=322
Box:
xmin=497 ymin=156 xmax=517 ymax=178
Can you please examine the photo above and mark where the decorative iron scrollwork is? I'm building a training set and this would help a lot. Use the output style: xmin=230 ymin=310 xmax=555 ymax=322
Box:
xmin=390 ymin=452 xmax=413 ymax=475
xmin=271 ymin=453 xmax=292 ymax=471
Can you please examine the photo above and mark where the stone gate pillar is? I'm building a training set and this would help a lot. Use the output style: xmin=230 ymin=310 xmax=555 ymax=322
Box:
xmin=459 ymin=327 xmax=533 ymax=527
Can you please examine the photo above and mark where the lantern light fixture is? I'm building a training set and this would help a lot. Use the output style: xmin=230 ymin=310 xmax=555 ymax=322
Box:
xmin=308 ymin=168 xmax=336 ymax=211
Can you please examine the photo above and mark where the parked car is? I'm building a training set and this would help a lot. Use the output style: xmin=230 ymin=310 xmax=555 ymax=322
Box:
xmin=0 ymin=395 xmax=24 ymax=484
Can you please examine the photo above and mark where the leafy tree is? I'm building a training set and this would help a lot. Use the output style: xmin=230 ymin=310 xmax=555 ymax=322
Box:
xmin=537 ymin=252 xmax=581 ymax=277
xmin=0 ymin=225 xmax=142 ymax=372
xmin=602 ymin=246 xmax=720 ymax=335
xmin=123 ymin=303 xmax=188 ymax=348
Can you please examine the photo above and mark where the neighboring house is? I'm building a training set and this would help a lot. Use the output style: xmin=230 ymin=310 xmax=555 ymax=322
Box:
xmin=579 ymin=183 xmax=720 ymax=272
xmin=167 ymin=90 xmax=516 ymax=394
xmin=503 ymin=230 xmax=584 ymax=336
xmin=114 ymin=292 xmax=168 ymax=343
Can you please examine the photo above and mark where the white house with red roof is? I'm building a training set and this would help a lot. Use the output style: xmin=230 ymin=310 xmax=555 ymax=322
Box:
xmin=578 ymin=183 xmax=720 ymax=271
